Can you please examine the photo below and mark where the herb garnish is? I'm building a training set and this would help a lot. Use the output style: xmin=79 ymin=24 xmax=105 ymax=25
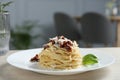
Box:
xmin=82 ymin=54 xmax=98 ymax=66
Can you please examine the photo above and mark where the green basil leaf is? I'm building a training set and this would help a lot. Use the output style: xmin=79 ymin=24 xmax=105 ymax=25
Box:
xmin=82 ymin=54 xmax=98 ymax=66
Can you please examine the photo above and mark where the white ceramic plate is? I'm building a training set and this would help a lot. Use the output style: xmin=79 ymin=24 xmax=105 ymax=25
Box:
xmin=7 ymin=48 xmax=115 ymax=75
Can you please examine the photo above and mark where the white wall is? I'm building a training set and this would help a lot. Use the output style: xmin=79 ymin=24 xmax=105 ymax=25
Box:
xmin=8 ymin=0 xmax=76 ymax=26
xmin=5 ymin=0 xmax=109 ymax=26
xmin=81 ymin=0 xmax=106 ymax=14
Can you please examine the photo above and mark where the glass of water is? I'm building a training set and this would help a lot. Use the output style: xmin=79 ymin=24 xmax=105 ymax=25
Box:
xmin=0 ymin=13 xmax=10 ymax=55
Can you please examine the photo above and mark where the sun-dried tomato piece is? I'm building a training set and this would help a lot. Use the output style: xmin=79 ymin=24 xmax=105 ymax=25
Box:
xmin=30 ymin=54 xmax=39 ymax=62
xmin=49 ymin=40 xmax=55 ymax=44
xmin=44 ymin=44 xmax=50 ymax=49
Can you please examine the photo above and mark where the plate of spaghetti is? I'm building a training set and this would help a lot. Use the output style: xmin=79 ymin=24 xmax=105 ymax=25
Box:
xmin=7 ymin=36 xmax=115 ymax=75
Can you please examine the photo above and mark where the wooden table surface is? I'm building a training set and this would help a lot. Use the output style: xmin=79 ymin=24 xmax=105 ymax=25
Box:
xmin=0 ymin=48 xmax=120 ymax=80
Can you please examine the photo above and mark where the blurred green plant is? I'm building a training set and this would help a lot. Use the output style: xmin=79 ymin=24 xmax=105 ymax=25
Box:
xmin=11 ymin=32 xmax=31 ymax=49
xmin=0 ymin=1 xmax=13 ymax=13
xmin=10 ymin=21 xmax=47 ymax=50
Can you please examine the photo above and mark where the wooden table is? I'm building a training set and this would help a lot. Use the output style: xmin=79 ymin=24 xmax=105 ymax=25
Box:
xmin=75 ymin=16 xmax=120 ymax=47
xmin=0 ymin=48 xmax=120 ymax=80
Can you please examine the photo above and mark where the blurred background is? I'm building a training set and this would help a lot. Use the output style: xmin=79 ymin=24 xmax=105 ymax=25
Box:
xmin=1 ymin=0 xmax=120 ymax=49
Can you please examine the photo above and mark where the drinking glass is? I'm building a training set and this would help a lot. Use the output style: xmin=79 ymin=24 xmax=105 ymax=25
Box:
xmin=0 ymin=13 xmax=10 ymax=55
